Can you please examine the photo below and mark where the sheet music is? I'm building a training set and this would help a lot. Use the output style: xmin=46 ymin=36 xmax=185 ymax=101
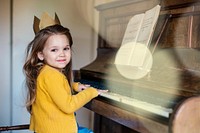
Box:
xmin=136 ymin=5 xmax=161 ymax=46
xmin=115 ymin=5 xmax=160 ymax=79
xmin=121 ymin=14 xmax=145 ymax=45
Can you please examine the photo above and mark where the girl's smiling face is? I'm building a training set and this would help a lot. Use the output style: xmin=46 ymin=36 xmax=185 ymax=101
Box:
xmin=37 ymin=34 xmax=71 ymax=71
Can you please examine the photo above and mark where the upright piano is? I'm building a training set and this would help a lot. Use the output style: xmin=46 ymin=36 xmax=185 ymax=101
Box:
xmin=75 ymin=0 xmax=200 ymax=133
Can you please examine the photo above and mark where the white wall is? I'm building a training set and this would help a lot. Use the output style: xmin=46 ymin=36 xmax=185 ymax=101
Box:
xmin=0 ymin=0 xmax=11 ymax=127
xmin=0 ymin=0 xmax=99 ymax=132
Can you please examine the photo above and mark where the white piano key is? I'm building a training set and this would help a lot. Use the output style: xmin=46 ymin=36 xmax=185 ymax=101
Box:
xmin=100 ymin=92 xmax=173 ymax=118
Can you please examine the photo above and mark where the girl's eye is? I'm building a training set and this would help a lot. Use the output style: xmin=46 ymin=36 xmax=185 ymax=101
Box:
xmin=64 ymin=47 xmax=70 ymax=51
xmin=51 ymin=49 xmax=57 ymax=52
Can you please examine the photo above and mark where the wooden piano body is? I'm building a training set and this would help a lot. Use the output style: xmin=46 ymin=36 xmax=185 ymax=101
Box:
xmin=75 ymin=0 xmax=200 ymax=133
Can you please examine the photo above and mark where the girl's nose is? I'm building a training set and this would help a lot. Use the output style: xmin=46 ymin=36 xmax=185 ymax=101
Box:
xmin=59 ymin=50 xmax=65 ymax=56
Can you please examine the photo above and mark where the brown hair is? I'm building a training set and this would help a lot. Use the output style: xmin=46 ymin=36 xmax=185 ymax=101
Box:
xmin=23 ymin=24 xmax=73 ymax=113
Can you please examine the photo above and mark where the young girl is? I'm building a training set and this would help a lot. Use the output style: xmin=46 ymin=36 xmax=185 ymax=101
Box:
xmin=23 ymin=24 xmax=107 ymax=133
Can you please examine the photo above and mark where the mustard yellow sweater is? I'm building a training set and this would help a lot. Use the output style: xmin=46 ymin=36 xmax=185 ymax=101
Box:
xmin=29 ymin=65 xmax=98 ymax=133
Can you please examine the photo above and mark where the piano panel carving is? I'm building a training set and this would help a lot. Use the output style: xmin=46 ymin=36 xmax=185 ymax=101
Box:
xmin=75 ymin=0 xmax=200 ymax=133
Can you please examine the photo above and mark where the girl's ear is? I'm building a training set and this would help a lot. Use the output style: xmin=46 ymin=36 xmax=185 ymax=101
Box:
xmin=37 ymin=52 xmax=44 ymax=61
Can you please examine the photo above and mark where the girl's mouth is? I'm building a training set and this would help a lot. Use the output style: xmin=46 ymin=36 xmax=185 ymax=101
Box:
xmin=57 ymin=59 xmax=66 ymax=62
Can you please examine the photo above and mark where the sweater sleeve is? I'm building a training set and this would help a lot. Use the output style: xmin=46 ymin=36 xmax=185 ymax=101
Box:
xmin=39 ymin=69 xmax=98 ymax=114
xmin=72 ymin=82 xmax=79 ymax=92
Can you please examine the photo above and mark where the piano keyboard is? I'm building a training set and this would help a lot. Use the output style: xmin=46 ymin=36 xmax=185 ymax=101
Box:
xmin=76 ymin=79 xmax=173 ymax=118
xmin=99 ymin=92 xmax=173 ymax=118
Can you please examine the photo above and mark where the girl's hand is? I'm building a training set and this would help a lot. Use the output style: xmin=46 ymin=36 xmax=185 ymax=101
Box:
xmin=78 ymin=83 xmax=90 ymax=92
xmin=77 ymin=83 xmax=108 ymax=95
xmin=97 ymin=89 xmax=108 ymax=95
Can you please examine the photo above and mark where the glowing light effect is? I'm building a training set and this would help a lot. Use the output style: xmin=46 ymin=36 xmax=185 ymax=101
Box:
xmin=115 ymin=42 xmax=153 ymax=80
